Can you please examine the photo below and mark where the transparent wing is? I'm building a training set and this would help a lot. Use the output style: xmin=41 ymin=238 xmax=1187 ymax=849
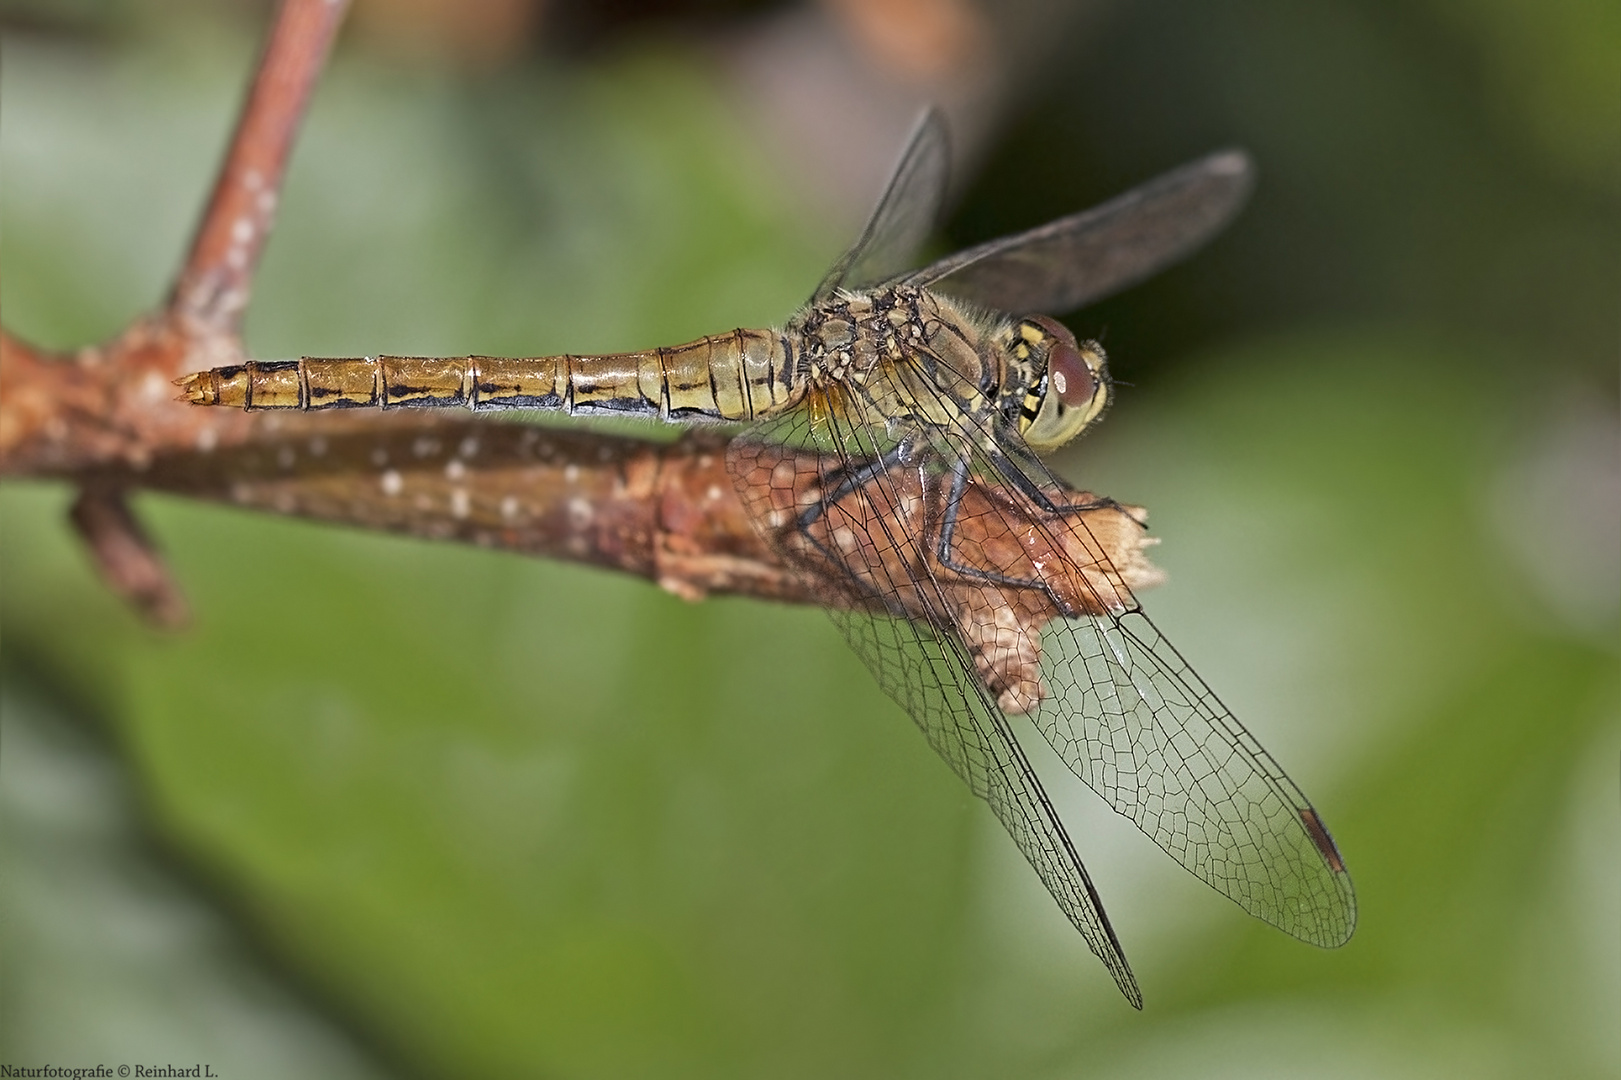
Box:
xmin=908 ymin=150 xmax=1255 ymax=315
xmin=727 ymin=354 xmax=1354 ymax=986
xmin=726 ymin=407 xmax=1143 ymax=1007
xmin=1034 ymin=609 xmax=1357 ymax=947
xmin=939 ymin=406 xmax=1357 ymax=948
xmin=812 ymin=109 xmax=952 ymax=302
xmin=840 ymin=610 xmax=1144 ymax=1006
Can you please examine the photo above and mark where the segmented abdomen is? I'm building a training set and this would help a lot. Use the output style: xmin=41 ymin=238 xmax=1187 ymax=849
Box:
xmin=178 ymin=327 xmax=796 ymax=422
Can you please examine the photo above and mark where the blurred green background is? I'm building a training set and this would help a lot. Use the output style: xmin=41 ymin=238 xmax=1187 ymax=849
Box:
xmin=2 ymin=1 xmax=1615 ymax=1077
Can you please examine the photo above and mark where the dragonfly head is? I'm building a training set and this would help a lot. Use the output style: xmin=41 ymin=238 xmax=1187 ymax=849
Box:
xmin=1012 ymin=316 xmax=1111 ymax=452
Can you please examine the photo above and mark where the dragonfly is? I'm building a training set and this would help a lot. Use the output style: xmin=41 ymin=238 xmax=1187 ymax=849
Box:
xmin=180 ymin=110 xmax=1356 ymax=1006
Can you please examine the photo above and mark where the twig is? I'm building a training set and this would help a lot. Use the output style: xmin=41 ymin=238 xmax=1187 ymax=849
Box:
xmin=0 ymin=0 xmax=363 ymax=620
xmin=69 ymin=484 xmax=192 ymax=629
xmin=170 ymin=0 xmax=350 ymax=340
xmin=0 ymin=0 xmax=353 ymax=478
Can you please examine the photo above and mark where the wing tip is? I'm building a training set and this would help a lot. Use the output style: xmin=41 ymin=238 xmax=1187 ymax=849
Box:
xmin=1205 ymin=148 xmax=1258 ymax=208
xmin=1296 ymin=807 xmax=1359 ymax=947
xmin=1103 ymin=957 xmax=1144 ymax=1009
xmin=1177 ymin=147 xmax=1256 ymax=212
xmin=1123 ymin=982 xmax=1145 ymax=1010
xmin=1206 ymin=147 xmax=1256 ymax=178
xmin=1299 ymin=807 xmax=1346 ymax=874
xmin=1313 ymin=908 xmax=1359 ymax=949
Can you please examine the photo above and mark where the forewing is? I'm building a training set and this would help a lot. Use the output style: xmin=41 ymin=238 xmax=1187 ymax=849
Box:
xmin=1032 ymin=608 xmax=1357 ymax=946
xmin=955 ymin=407 xmax=1356 ymax=946
xmin=812 ymin=109 xmax=952 ymax=301
xmin=910 ymin=150 xmax=1254 ymax=315
xmin=725 ymin=401 xmax=1143 ymax=1007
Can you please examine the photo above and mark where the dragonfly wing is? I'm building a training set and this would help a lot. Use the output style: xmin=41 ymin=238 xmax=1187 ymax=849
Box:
xmin=961 ymin=412 xmax=1358 ymax=946
xmin=916 ymin=401 xmax=1357 ymax=946
xmin=726 ymin=406 xmax=1143 ymax=1007
xmin=1033 ymin=607 xmax=1357 ymax=947
xmin=812 ymin=109 xmax=952 ymax=302
xmin=837 ymin=606 xmax=1142 ymax=1007
xmin=909 ymin=150 xmax=1254 ymax=315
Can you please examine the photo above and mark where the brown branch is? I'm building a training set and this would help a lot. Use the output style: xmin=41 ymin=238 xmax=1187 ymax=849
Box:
xmin=87 ymin=416 xmax=1161 ymax=693
xmin=170 ymin=0 xmax=350 ymax=338
xmin=110 ymin=420 xmax=815 ymax=606
xmin=69 ymin=484 xmax=192 ymax=629
xmin=0 ymin=0 xmax=372 ymax=624
xmin=0 ymin=0 xmax=355 ymax=479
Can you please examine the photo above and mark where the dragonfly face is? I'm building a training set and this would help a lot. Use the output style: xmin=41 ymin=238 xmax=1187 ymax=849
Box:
xmin=1006 ymin=315 xmax=1111 ymax=453
xmin=179 ymin=109 xmax=1354 ymax=1007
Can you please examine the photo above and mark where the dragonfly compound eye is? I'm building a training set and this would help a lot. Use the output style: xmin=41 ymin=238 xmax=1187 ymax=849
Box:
xmin=1019 ymin=316 xmax=1110 ymax=452
xmin=1049 ymin=338 xmax=1097 ymax=410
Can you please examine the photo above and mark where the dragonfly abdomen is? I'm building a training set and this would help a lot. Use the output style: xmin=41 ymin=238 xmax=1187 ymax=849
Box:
xmin=177 ymin=328 xmax=796 ymax=421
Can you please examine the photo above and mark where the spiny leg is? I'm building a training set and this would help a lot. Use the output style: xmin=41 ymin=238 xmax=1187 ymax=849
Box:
xmin=934 ymin=455 xmax=1046 ymax=592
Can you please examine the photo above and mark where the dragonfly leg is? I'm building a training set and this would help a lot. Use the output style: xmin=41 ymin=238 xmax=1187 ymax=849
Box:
xmin=937 ymin=447 xmax=1148 ymax=625
xmin=934 ymin=456 xmax=1047 ymax=592
xmin=980 ymin=442 xmax=1122 ymax=518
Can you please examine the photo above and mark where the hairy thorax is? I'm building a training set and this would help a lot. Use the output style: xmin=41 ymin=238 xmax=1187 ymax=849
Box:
xmin=785 ymin=286 xmax=1005 ymax=433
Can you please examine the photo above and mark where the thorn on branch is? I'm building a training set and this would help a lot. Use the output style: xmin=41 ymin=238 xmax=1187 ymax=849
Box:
xmin=69 ymin=485 xmax=191 ymax=630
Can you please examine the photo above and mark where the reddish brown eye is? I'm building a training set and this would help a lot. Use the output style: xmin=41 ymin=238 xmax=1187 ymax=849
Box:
xmin=1025 ymin=315 xmax=1095 ymax=409
xmin=1048 ymin=339 xmax=1095 ymax=408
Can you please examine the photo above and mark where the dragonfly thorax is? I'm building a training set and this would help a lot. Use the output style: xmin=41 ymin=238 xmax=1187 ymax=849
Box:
xmin=786 ymin=285 xmax=995 ymax=433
